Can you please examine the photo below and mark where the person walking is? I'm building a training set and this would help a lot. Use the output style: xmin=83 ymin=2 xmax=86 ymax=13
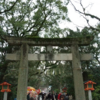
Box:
xmin=27 ymin=93 xmax=30 ymax=100
xmin=57 ymin=92 xmax=61 ymax=100
xmin=46 ymin=92 xmax=53 ymax=100
xmin=55 ymin=93 xmax=58 ymax=100
xmin=60 ymin=94 xmax=65 ymax=100
xmin=52 ymin=91 xmax=55 ymax=100
xmin=38 ymin=93 xmax=43 ymax=100
xmin=64 ymin=93 xmax=69 ymax=100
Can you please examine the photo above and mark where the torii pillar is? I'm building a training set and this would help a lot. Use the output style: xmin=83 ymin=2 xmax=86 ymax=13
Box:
xmin=17 ymin=44 xmax=28 ymax=100
xmin=3 ymin=36 xmax=94 ymax=100
xmin=71 ymin=41 xmax=86 ymax=100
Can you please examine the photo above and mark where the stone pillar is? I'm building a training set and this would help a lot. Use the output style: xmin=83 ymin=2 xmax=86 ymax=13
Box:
xmin=88 ymin=90 xmax=92 ymax=100
xmin=3 ymin=92 xmax=7 ymax=100
xmin=17 ymin=44 xmax=28 ymax=100
xmin=71 ymin=42 xmax=86 ymax=100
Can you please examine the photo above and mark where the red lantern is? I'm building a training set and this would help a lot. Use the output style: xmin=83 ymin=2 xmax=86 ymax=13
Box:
xmin=84 ymin=80 xmax=96 ymax=91
xmin=62 ymin=87 xmax=67 ymax=92
xmin=0 ymin=82 xmax=11 ymax=92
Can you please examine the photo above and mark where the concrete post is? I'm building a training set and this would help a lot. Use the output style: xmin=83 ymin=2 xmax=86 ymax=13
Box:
xmin=71 ymin=42 xmax=86 ymax=100
xmin=3 ymin=92 xmax=7 ymax=100
xmin=88 ymin=90 xmax=92 ymax=100
xmin=17 ymin=44 xmax=28 ymax=100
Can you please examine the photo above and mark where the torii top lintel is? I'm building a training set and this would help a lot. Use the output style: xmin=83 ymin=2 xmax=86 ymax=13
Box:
xmin=3 ymin=36 xmax=94 ymax=46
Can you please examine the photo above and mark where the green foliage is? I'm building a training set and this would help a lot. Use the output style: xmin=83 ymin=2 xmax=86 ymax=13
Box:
xmin=0 ymin=0 xmax=70 ymax=39
xmin=0 ymin=16 xmax=4 ymax=21
xmin=92 ymin=85 xmax=100 ymax=100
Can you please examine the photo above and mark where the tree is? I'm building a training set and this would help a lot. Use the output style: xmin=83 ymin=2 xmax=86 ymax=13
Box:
xmin=0 ymin=0 xmax=70 ymax=99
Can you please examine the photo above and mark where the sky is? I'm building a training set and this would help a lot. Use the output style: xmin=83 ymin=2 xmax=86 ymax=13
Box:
xmin=59 ymin=0 xmax=100 ymax=31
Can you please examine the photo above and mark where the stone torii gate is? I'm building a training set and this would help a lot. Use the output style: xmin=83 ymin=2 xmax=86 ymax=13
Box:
xmin=4 ymin=36 xmax=93 ymax=100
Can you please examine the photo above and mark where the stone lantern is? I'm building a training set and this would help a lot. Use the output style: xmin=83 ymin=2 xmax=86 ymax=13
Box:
xmin=0 ymin=82 xmax=11 ymax=100
xmin=84 ymin=80 xmax=96 ymax=100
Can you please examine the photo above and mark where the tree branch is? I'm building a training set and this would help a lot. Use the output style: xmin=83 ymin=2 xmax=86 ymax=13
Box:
xmin=69 ymin=0 xmax=100 ymax=32
xmin=69 ymin=0 xmax=100 ymax=21
xmin=0 ymin=0 xmax=18 ymax=14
